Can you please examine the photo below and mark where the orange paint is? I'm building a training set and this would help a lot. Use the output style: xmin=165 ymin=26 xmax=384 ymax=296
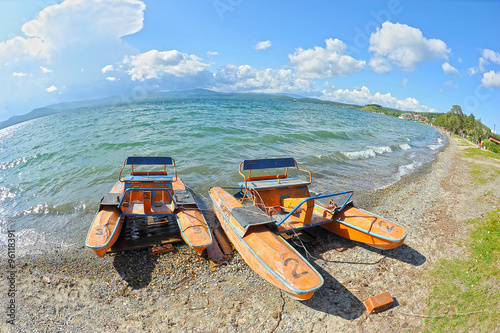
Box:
xmin=86 ymin=157 xmax=212 ymax=257
xmin=210 ymin=187 xmax=323 ymax=300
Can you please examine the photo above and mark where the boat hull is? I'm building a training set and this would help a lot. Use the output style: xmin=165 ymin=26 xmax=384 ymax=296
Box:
xmin=210 ymin=187 xmax=323 ymax=300
xmin=85 ymin=206 xmax=123 ymax=257
xmin=319 ymin=205 xmax=407 ymax=250
xmin=173 ymin=178 xmax=212 ymax=254
xmin=176 ymin=209 xmax=212 ymax=255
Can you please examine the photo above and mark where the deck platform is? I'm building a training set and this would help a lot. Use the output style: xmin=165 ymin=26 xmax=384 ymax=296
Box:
xmin=109 ymin=215 xmax=182 ymax=253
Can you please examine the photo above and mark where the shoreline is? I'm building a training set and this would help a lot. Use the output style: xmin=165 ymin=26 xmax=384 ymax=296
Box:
xmin=2 ymin=134 xmax=499 ymax=332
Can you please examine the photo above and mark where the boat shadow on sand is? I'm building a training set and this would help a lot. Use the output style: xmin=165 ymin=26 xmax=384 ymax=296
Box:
xmin=293 ymin=233 xmax=426 ymax=317
xmin=302 ymin=262 xmax=366 ymax=319
xmin=112 ymin=250 xmax=159 ymax=290
xmin=301 ymin=232 xmax=426 ymax=266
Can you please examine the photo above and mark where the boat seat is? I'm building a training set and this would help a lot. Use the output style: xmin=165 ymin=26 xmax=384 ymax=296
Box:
xmin=123 ymin=175 xmax=173 ymax=182
xmin=174 ymin=189 xmax=197 ymax=206
xmin=239 ymin=178 xmax=311 ymax=190
xmin=230 ymin=206 xmax=275 ymax=230
xmin=100 ymin=192 xmax=124 ymax=207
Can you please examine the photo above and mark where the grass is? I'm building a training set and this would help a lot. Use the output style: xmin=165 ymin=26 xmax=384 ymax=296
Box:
xmin=422 ymin=138 xmax=500 ymax=332
xmin=469 ymin=164 xmax=500 ymax=185
xmin=423 ymin=208 xmax=500 ymax=332
xmin=463 ymin=147 xmax=500 ymax=161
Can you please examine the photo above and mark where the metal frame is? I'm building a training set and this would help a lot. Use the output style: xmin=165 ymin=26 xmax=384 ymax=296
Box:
xmin=238 ymin=158 xmax=312 ymax=202
xmin=119 ymin=156 xmax=177 ymax=182
xmin=276 ymin=190 xmax=353 ymax=226
xmin=118 ymin=187 xmax=177 ymax=216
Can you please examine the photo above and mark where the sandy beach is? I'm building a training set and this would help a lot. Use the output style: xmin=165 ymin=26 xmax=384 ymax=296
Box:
xmin=2 ymin=134 xmax=499 ymax=332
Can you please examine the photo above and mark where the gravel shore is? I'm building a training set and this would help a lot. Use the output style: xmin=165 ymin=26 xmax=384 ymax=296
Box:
xmin=2 ymin=134 xmax=499 ymax=332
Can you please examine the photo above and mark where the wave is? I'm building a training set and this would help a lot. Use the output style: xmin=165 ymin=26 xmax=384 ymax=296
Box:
xmin=399 ymin=143 xmax=412 ymax=150
xmin=310 ymin=130 xmax=351 ymax=140
xmin=20 ymin=202 xmax=94 ymax=216
xmin=428 ymin=137 xmax=444 ymax=150
xmin=341 ymin=146 xmax=392 ymax=160
xmin=0 ymin=152 xmax=57 ymax=171
xmin=398 ymin=160 xmax=422 ymax=177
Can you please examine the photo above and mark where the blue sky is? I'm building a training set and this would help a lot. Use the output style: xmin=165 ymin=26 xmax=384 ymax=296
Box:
xmin=1 ymin=0 xmax=499 ymax=131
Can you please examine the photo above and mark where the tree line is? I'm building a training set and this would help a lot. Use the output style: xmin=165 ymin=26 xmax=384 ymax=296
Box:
xmin=433 ymin=105 xmax=499 ymax=153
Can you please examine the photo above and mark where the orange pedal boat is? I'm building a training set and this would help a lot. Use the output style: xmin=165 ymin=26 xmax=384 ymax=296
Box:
xmin=86 ymin=157 xmax=212 ymax=257
xmin=209 ymin=157 xmax=407 ymax=299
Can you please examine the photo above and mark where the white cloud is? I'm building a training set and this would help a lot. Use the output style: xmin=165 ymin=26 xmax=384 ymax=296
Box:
xmin=467 ymin=67 xmax=479 ymax=76
xmin=443 ymin=80 xmax=458 ymax=88
xmin=0 ymin=0 xmax=146 ymax=118
xmin=468 ymin=49 xmax=500 ymax=75
xmin=482 ymin=49 xmax=500 ymax=65
xmin=322 ymin=86 xmax=437 ymax=112
xmin=482 ymin=70 xmax=500 ymax=88
xmin=106 ymin=76 xmax=117 ymax=81
xmin=369 ymin=55 xmax=392 ymax=74
xmin=399 ymin=78 xmax=408 ymax=87
xmin=12 ymin=72 xmax=27 ymax=77
xmin=207 ymin=51 xmax=219 ymax=56
xmin=123 ymin=50 xmax=210 ymax=81
xmin=289 ymin=38 xmax=366 ymax=79
xmin=442 ymin=62 xmax=459 ymax=76
xmin=46 ymin=85 xmax=57 ymax=92
xmin=369 ymin=22 xmax=450 ymax=71
xmin=21 ymin=0 xmax=145 ymax=50
xmin=213 ymin=64 xmax=314 ymax=93
xmin=255 ymin=40 xmax=272 ymax=50
xmin=102 ymin=65 xmax=114 ymax=73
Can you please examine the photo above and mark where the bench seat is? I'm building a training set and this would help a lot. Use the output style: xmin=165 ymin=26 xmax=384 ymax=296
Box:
xmin=239 ymin=178 xmax=311 ymax=190
xmin=123 ymin=175 xmax=173 ymax=182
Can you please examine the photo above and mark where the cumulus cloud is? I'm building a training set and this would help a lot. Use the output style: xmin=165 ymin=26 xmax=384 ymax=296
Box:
xmin=213 ymin=64 xmax=314 ymax=93
xmin=399 ymin=78 xmax=408 ymax=87
xmin=369 ymin=55 xmax=392 ymax=74
xmin=46 ymin=85 xmax=57 ymax=92
xmin=255 ymin=40 xmax=272 ymax=50
xmin=1 ymin=0 xmax=145 ymax=64
xmin=322 ymin=86 xmax=437 ymax=113
xmin=442 ymin=62 xmax=459 ymax=76
xmin=369 ymin=22 xmax=450 ymax=71
xmin=207 ymin=51 xmax=219 ymax=56
xmin=482 ymin=49 xmax=500 ymax=65
xmin=123 ymin=50 xmax=210 ymax=81
xmin=102 ymin=65 xmax=114 ymax=73
xmin=468 ymin=49 xmax=500 ymax=75
xmin=21 ymin=0 xmax=145 ymax=50
xmin=289 ymin=38 xmax=366 ymax=79
xmin=0 ymin=0 xmax=146 ymax=118
xmin=106 ymin=76 xmax=117 ymax=81
xmin=12 ymin=72 xmax=27 ymax=77
xmin=482 ymin=70 xmax=500 ymax=88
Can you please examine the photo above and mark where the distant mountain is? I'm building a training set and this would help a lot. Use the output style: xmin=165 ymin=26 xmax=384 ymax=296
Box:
xmin=0 ymin=89 xmax=367 ymax=130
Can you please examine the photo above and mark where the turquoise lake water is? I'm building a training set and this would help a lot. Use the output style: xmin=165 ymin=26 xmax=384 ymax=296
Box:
xmin=0 ymin=98 xmax=446 ymax=253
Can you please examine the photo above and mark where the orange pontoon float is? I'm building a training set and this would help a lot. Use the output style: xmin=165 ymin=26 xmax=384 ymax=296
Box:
xmin=86 ymin=157 xmax=212 ymax=257
xmin=209 ymin=157 xmax=407 ymax=299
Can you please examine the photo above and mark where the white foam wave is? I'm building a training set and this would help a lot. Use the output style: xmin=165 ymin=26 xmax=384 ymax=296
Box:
xmin=396 ymin=160 xmax=422 ymax=179
xmin=428 ymin=137 xmax=444 ymax=150
xmin=342 ymin=149 xmax=376 ymax=160
xmin=342 ymin=146 xmax=392 ymax=160
xmin=369 ymin=146 xmax=392 ymax=154
xmin=399 ymin=143 xmax=411 ymax=150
